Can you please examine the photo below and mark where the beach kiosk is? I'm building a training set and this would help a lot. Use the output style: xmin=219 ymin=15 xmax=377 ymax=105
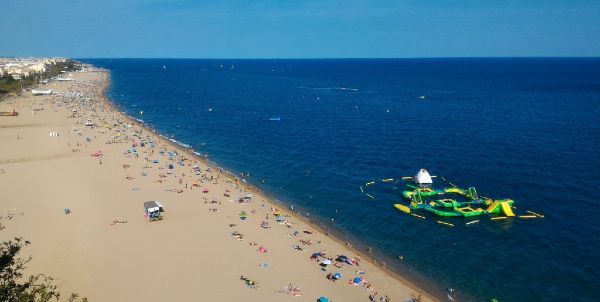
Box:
xmin=143 ymin=201 xmax=165 ymax=222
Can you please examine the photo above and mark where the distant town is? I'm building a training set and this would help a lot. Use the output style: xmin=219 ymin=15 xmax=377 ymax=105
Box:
xmin=0 ymin=57 xmax=80 ymax=96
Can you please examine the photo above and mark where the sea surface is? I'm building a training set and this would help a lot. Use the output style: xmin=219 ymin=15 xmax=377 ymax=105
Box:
xmin=82 ymin=58 xmax=600 ymax=302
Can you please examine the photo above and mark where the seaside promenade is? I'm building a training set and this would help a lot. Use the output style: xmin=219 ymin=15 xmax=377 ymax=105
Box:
xmin=0 ymin=67 xmax=434 ymax=301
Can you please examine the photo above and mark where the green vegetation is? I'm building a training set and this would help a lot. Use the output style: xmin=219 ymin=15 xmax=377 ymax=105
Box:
xmin=0 ymin=60 xmax=81 ymax=97
xmin=1 ymin=217 xmax=87 ymax=301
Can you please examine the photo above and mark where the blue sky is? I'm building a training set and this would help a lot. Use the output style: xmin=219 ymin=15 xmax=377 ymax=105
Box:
xmin=1 ymin=0 xmax=599 ymax=58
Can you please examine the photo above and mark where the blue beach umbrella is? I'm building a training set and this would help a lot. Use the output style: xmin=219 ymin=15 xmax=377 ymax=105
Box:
xmin=353 ymin=277 xmax=362 ymax=284
xmin=318 ymin=297 xmax=329 ymax=302
xmin=333 ymin=273 xmax=342 ymax=279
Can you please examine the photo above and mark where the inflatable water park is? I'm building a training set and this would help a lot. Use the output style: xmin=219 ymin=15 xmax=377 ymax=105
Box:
xmin=363 ymin=169 xmax=544 ymax=227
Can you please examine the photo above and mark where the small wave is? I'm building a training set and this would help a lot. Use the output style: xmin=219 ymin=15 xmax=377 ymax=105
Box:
xmin=131 ymin=117 xmax=145 ymax=123
xmin=166 ymin=137 xmax=191 ymax=148
xmin=121 ymin=111 xmax=145 ymax=124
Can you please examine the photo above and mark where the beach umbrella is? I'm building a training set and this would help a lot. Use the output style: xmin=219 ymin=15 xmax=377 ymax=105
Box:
xmin=353 ymin=277 xmax=362 ymax=284
xmin=322 ymin=259 xmax=332 ymax=265
xmin=333 ymin=273 xmax=342 ymax=279
xmin=318 ymin=297 xmax=329 ymax=302
xmin=312 ymin=252 xmax=321 ymax=258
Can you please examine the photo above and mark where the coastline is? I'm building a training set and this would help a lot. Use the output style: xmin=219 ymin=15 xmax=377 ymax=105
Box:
xmin=0 ymin=64 xmax=440 ymax=301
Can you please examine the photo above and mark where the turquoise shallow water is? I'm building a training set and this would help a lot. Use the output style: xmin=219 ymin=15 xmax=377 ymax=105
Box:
xmin=83 ymin=58 xmax=600 ymax=301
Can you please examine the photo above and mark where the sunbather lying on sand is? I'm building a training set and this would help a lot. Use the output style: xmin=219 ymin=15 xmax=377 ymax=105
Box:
xmin=240 ymin=276 xmax=259 ymax=289
xmin=231 ymin=231 xmax=244 ymax=240
xmin=285 ymin=284 xmax=302 ymax=296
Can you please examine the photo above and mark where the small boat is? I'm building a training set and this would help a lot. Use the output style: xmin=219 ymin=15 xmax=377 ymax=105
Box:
xmin=269 ymin=116 xmax=281 ymax=121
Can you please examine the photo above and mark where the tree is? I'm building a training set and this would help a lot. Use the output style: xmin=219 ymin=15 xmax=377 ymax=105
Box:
xmin=1 ymin=217 xmax=87 ymax=302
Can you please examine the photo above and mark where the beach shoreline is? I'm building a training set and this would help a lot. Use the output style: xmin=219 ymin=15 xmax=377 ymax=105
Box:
xmin=99 ymin=66 xmax=446 ymax=301
xmin=0 ymin=64 xmax=440 ymax=302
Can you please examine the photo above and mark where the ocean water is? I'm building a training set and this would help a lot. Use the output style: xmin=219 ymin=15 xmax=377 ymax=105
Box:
xmin=82 ymin=58 xmax=600 ymax=302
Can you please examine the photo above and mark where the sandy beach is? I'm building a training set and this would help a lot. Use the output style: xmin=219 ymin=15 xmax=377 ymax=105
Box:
xmin=0 ymin=67 xmax=436 ymax=302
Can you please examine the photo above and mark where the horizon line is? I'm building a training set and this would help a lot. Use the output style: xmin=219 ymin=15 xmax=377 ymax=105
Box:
xmin=71 ymin=56 xmax=600 ymax=60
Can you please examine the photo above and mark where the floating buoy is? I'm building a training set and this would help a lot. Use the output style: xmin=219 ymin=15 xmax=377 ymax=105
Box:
xmin=382 ymin=178 xmax=394 ymax=183
xmin=366 ymin=194 xmax=374 ymax=199
xmin=411 ymin=213 xmax=425 ymax=219
xmin=465 ymin=220 xmax=479 ymax=225
xmin=365 ymin=181 xmax=375 ymax=186
xmin=526 ymin=210 xmax=544 ymax=218
xmin=437 ymin=220 xmax=454 ymax=227
xmin=491 ymin=217 xmax=508 ymax=221
xmin=519 ymin=215 xmax=537 ymax=219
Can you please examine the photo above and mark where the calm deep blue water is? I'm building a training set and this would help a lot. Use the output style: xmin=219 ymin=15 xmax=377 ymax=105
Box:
xmin=82 ymin=58 xmax=600 ymax=302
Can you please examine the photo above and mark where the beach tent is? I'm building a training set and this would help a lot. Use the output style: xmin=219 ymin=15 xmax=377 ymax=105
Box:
xmin=415 ymin=169 xmax=433 ymax=185
xmin=322 ymin=259 xmax=332 ymax=265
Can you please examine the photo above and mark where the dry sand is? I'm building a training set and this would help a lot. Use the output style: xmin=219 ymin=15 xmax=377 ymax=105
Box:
xmin=0 ymin=68 xmax=436 ymax=302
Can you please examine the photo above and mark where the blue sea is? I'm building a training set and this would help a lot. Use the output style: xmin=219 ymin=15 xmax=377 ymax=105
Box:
xmin=82 ymin=58 xmax=600 ymax=302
